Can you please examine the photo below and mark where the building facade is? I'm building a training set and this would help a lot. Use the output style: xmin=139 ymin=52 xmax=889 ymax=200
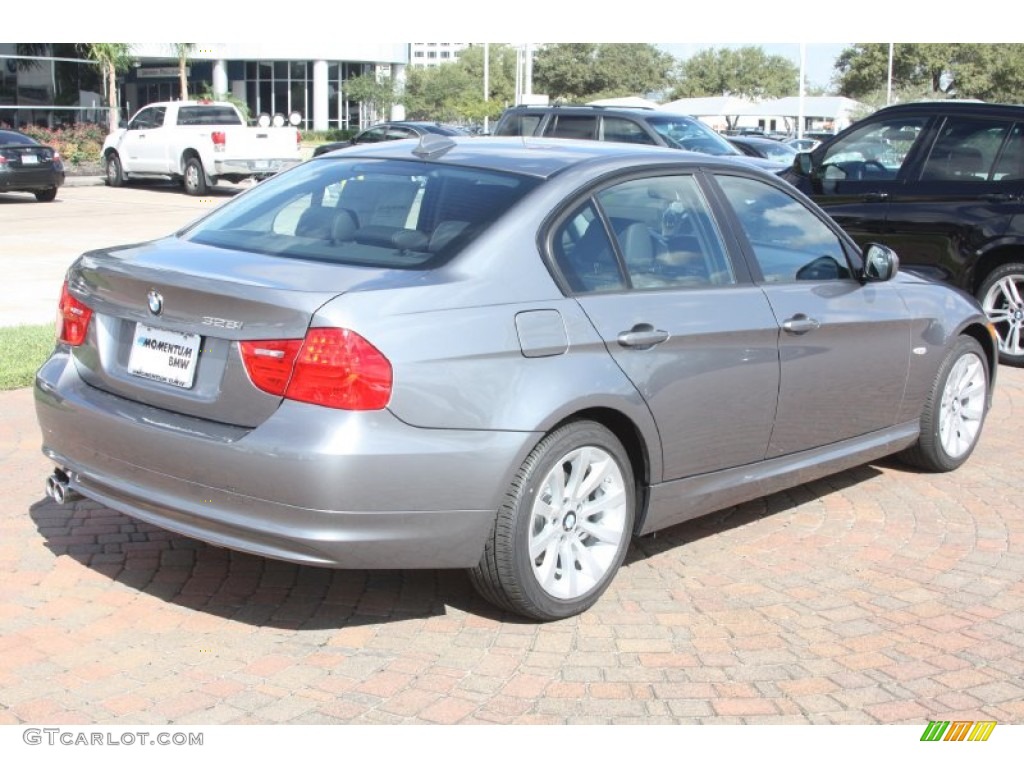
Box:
xmin=408 ymin=43 xmax=471 ymax=68
xmin=1 ymin=43 xmax=409 ymax=131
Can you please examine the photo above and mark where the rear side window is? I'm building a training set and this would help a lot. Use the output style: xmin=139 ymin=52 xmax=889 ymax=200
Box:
xmin=493 ymin=113 xmax=542 ymax=137
xmin=920 ymin=117 xmax=1012 ymax=182
xmin=182 ymin=158 xmax=540 ymax=269
xmin=552 ymin=174 xmax=735 ymax=293
xmin=548 ymin=116 xmax=598 ymax=140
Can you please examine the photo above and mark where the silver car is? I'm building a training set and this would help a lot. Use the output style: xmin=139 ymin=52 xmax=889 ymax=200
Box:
xmin=35 ymin=135 xmax=997 ymax=621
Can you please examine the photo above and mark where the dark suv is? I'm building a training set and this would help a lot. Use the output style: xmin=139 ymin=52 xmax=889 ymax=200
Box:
xmin=783 ymin=101 xmax=1024 ymax=366
xmin=493 ymin=105 xmax=788 ymax=173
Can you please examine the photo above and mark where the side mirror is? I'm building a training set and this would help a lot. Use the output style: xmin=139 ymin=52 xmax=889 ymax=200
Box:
xmin=791 ymin=152 xmax=813 ymax=177
xmin=862 ymin=243 xmax=899 ymax=282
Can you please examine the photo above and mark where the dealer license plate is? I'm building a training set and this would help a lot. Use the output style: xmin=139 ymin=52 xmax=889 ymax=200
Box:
xmin=128 ymin=324 xmax=201 ymax=389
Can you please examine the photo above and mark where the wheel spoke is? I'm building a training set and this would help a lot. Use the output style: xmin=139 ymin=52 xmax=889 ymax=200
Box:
xmin=1003 ymin=276 xmax=1023 ymax=306
xmin=535 ymin=537 xmax=560 ymax=590
xmin=570 ymin=538 xmax=605 ymax=585
xmin=529 ymin=522 xmax=560 ymax=560
xmin=562 ymin=447 xmax=591 ymax=502
xmin=1008 ymin=323 xmax=1023 ymax=355
xmin=577 ymin=517 xmax=623 ymax=545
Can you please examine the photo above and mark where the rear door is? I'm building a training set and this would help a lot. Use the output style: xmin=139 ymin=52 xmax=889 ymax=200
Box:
xmin=882 ymin=116 xmax=1024 ymax=286
xmin=551 ymin=171 xmax=780 ymax=481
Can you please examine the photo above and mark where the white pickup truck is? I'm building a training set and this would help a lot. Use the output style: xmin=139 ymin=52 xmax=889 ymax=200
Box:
xmin=101 ymin=101 xmax=303 ymax=195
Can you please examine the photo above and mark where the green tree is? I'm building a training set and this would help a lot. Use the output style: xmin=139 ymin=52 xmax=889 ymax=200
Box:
xmin=669 ymin=46 xmax=798 ymax=100
xmin=345 ymin=71 xmax=396 ymax=126
xmin=533 ymin=43 xmax=673 ymax=102
xmin=170 ymin=43 xmax=196 ymax=100
xmin=403 ymin=45 xmax=520 ymax=123
xmin=87 ymin=43 xmax=134 ymax=132
xmin=833 ymin=43 xmax=1024 ymax=102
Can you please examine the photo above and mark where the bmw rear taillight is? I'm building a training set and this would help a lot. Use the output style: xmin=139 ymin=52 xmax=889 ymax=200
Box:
xmin=212 ymin=131 xmax=226 ymax=152
xmin=57 ymin=281 xmax=92 ymax=346
xmin=240 ymin=328 xmax=392 ymax=410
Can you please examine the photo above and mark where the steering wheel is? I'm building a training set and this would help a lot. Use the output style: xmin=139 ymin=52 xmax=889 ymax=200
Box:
xmin=862 ymin=160 xmax=888 ymax=174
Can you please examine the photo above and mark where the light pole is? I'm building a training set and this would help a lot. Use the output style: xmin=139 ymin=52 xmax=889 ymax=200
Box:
xmin=887 ymin=43 xmax=895 ymax=105
xmin=483 ymin=43 xmax=490 ymax=134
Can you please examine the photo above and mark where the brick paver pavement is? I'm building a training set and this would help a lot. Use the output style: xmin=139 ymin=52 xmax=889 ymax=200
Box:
xmin=0 ymin=366 xmax=1021 ymax=725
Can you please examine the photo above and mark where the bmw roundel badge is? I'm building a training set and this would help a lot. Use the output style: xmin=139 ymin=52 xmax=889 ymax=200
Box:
xmin=147 ymin=290 xmax=163 ymax=316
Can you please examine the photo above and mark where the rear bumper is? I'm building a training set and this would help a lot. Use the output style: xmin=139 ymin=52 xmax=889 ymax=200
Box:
xmin=0 ymin=166 xmax=64 ymax=192
xmin=211 ymin=158 xmax=301 ymax=177
xmin=34 ymin=351 xmax=537 ymax=569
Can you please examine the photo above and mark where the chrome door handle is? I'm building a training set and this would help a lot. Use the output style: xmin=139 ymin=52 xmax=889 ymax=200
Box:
xmin=617 ymin=324 xmax=669 ymax=349
xmin=782 ymin=314 xmax=820 ymax=334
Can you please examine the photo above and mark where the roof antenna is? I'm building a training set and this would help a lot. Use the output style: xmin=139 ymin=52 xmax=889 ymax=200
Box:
xmin=413 ymin=134 xmax=456 ymax=159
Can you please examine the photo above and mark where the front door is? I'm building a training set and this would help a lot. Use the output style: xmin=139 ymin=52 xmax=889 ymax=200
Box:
xmin=713 ymin=173 xmax=913 ymax=457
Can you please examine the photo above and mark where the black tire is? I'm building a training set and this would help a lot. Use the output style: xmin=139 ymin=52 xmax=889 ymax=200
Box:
xmin=105 ymin=152 xmax=124 ymax=187
xmin=469 ymin=421 xmax=635 ymax=621
xmin=34 ymin=188 xmax=57 ymax=202
xmin=977 ymin=262 xmax=1024 ymax=367
xmin=900 ymin=335 xmax=989 ymax=472
xmin=183 ymin=156 xmax=208 ymax=196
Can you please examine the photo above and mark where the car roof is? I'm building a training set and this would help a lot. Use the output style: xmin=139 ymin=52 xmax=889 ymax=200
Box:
xmin=871 ymin=100 xmax=1024 ymax=118
xmin=314 ymin=135 xmax=770 ymax=180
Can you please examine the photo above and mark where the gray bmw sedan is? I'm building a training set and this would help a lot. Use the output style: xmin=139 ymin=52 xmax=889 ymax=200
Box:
xmin=35 ymin=135 xmax=996 ymax=620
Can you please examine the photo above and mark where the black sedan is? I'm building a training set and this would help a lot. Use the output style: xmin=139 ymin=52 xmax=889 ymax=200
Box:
xmin=0 ymin=128 xmax=64 ymax=202
xmin=313 ymin=122 xmax=468 ymax=157
xmin=727 ymin=135 xmax=798 ymax=164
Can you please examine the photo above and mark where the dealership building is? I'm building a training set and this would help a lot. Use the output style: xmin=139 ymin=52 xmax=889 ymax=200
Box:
xmin=0 ymin=43 xmax=410 ymax=131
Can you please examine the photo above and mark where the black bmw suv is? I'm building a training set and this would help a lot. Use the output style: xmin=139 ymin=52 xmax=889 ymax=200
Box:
xmin=783 ymin=101 xmax=1024 ymax=366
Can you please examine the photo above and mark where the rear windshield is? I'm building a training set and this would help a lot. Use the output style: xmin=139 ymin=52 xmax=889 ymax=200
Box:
xmin=182 ymin=157 xmax=540 ymax=268
xmin=176 ymin=106 xmax=244 ymax=126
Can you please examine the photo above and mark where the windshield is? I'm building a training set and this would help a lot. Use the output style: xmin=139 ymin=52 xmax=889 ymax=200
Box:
xmin=646 ymin=116 xmax=742 ymax=156
xmin=182 ymin=157 xmax=540 ymax=269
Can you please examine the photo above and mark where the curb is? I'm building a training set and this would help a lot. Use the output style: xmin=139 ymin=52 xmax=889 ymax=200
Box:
xmin=64 ymin=176 xmax=106 ymax=188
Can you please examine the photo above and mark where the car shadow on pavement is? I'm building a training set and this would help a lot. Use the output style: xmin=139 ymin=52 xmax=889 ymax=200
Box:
xmin=27 ymin=498 xmax=529 ymax=628
xmin=626 ymin=462 xmax=884 ymax=564
xmin=27 ymin=462 xmax=884 ymax=628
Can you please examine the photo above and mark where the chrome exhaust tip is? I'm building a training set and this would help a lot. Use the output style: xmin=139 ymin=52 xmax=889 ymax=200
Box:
xmin=45 ymin=469 xmax=78 ymax=505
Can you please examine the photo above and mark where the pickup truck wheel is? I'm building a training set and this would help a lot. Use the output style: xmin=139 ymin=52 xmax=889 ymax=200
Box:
xmin=978 ymin=262 xmax=1024 ymax=366
xmin=104 ymin=153 xmax=124 ymax=187
xmin=183 ymin=157 xmax=208 ymax=196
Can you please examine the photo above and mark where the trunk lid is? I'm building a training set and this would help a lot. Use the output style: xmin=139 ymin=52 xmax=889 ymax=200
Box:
xmin=67 ymin=236 xmax=389 ymax=427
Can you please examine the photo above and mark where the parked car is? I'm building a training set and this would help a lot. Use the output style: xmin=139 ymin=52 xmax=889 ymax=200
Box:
xmin=493 ymin=105 xmax=789 ymax=173
xmin=728 ymin=135 xmax=799 ymax=163
xmin=313 ymin=122 xmax=468 ymax=156
xmin=0 ymin=128 xmax=64 ymax=202
xmin=102 ymin=101 xmax=303 ymax=195
xmin=36 ymin=136 xmax=996 ymax=621
xmin=784 ymin=100 xmax=1024 ymax=366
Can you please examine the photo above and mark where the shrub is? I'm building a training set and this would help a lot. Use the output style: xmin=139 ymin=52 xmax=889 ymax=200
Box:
xmin=17 ymin=123 xmax=107 ymax=166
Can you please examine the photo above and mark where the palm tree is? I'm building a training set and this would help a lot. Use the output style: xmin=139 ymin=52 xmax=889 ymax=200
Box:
xmin=87 ymin=44 xmax=133 ymax=133
xmin=171 ymin=44 xmax=197 ymax=100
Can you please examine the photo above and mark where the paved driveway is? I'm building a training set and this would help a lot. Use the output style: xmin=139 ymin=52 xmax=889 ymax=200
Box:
xmin=1 ymin=368 xmax=1021 ymax=725
xmin=1 ymin=184 xmax=1022 ymax=725
xmin=1 ymin=181 xmax=241 ymax=328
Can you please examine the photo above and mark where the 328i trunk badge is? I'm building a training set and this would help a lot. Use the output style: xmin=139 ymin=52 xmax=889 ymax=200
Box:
xmin=147 ymin=290 xmax=163 ymax=316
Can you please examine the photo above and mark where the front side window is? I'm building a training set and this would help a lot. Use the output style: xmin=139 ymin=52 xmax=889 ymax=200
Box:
xmin=645 ymin=116 xmax=742 ymax=156
xmin=819 ymin=116 xmax=928 ymax=185
xmin=129 ymin=107 xmax=164 ymax=130
xmin=493 ymin=113 xmax=542 ymax=137
xmin=552 ymin=174 xmax=735 ymax=293
xmin=181 ymin=158 xmax=540 ymax=269
xmin=717 ymin=175 xmax=853 ymax=283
